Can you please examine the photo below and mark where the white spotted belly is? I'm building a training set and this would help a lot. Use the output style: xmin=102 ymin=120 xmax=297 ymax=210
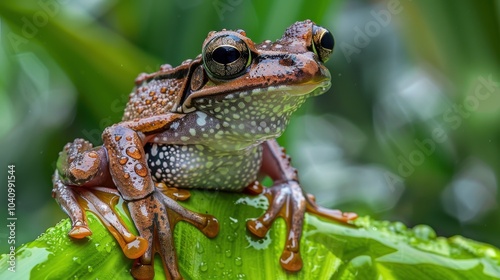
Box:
xmin=144 ymin=143 xmax=262 ymax=191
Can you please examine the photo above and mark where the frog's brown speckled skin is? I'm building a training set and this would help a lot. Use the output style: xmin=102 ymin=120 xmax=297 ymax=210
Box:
xmin=52 ymin=20 xmax=357 ymax=280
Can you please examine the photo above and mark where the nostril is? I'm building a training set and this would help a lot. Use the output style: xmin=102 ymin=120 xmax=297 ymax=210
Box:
xmin=279 ymin=57 xmax=295 ymax=66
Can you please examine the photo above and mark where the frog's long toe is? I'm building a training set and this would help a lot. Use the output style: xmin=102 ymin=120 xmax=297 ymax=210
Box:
xmin=129 ymin=189 xmax=219 ymax=280
xmin=52 ymin=171 xmax=92 ymax=239
xmin=53 ymin=171 xmax=148 ymax=259
xmin=77 ymin=187 xmax=148 ymax=259
xmin=156 ymin=189 xmax=220 ymax=237
xmin=305 ymin=193 xmax=358 ymax=222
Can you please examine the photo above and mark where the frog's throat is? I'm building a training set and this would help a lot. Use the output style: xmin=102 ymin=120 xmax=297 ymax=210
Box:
xmin=182 ymin=79 xmax=331 ymax=113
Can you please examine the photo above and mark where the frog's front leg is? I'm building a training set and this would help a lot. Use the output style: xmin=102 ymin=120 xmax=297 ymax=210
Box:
xmin=102 ymin=115 xmax=219 ymax=280
xmin=247 ymin=139 xmax=358 ymax=272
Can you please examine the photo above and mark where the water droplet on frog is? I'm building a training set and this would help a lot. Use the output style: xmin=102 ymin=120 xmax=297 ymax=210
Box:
xmin=119 ymin=157 xmax=128 ymax=165
xmin=87 ymin=265 xmax=93 ymax=272
xmin=126 ymin=146 xmax=142 ymax=160
xmin=73 ymin=256 xmax=82 ymax=264
xmin=199 ymin=261 xmax=208 ymax=272
xmin=234 ymin=256 xmax=242 ymax=266
xmin=134 ymin=163 xmax=148 ymax=177
xmin=225 ymin=249 xmax=232 ymax=258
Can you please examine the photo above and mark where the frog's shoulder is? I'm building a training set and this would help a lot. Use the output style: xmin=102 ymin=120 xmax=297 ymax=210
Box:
xmin=122 ymin=61 xmax=194 ymax=121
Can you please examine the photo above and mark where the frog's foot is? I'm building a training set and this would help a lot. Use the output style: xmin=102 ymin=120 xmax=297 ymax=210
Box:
xmin=52 ymin=138 xmax=148 ymax=259
xmin=128 ymin=188 xmax=219 ymax=280
xmin=53 ymin=172 xmax=148 ymax=259
xmin=246 ymin=180 xmax=357 ymax=272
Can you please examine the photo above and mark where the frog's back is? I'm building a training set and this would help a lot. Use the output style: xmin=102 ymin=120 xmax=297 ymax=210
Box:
xmin=122 ymin=63 xmax=191 ymax=121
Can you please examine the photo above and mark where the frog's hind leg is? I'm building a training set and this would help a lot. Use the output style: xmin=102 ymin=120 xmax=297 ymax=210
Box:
xmin=52 ymin=139 xmax=147 ymax=259
xmin=248 ymin=140 xmax=357 ymax=272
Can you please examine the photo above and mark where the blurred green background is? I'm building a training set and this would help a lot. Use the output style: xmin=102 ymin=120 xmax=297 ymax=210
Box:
xmin=0 ymin=0 xmax=499 ymax=256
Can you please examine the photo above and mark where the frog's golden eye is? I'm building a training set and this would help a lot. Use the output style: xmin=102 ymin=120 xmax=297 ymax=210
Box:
xmin=203 ymin=34 xmax=251 ymax=79
xmin=312 ymin=25 xmax=334 ymax=63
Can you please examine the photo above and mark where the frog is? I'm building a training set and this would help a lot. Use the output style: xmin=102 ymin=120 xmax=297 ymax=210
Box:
xmin=52 ymin=19 xmax=357 ymax=279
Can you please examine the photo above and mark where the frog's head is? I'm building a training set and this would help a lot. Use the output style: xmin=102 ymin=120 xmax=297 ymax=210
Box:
xmin=180 ymin=20 xmax=333 ymax=139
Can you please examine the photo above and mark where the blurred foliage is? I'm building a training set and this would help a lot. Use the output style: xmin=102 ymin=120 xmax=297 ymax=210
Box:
xmin=0 ymin=0 xmax=499 ymax=267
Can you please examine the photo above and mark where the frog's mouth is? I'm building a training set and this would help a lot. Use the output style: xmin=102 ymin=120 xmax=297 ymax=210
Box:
xmin=263 ymin=80 xmax=331 ymax=97
xmin=182 ymin=79 xmax=331 ymax=113
xmin=221 ymin=79 xmax=330 ymax=100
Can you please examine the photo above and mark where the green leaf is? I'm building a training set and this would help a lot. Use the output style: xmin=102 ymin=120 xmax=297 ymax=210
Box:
xmin=1 ymin=190 xmax=500 ymax=279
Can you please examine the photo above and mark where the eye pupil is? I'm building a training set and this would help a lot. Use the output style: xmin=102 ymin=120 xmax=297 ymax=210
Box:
xmin=320 ymin=31 xmax=334 ymax=50
xmin=212 ymin=46 xmax=241 ymax=65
